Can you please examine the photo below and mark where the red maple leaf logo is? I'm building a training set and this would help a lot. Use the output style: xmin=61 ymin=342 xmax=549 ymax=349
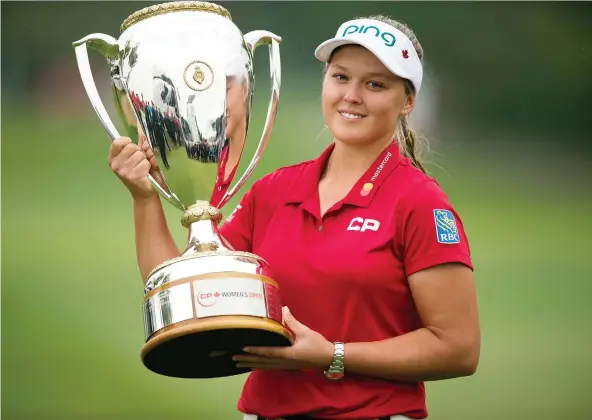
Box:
xmin=214 ymin=292 xmax=220 ymax=297
xmin=402 ymin=50 xmax=409 ymax=59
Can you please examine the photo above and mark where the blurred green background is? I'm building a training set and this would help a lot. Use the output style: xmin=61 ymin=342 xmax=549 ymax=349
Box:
xmin=2 ymin=1 xmax=591 ymax=420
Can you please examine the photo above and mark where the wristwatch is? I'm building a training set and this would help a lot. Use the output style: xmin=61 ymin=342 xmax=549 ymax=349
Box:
xmin=324 ymin=341 xmax=345 ymax=380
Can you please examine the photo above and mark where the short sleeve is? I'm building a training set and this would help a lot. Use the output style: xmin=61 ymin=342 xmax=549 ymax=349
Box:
xmin=218 ymin=181 xmax=259 ymax=253
xmin=399 ymin=181 xmax=473 ymax=277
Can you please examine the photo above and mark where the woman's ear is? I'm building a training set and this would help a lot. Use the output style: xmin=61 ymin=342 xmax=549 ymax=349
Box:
xmin=401 ymin=94 xmax=415 ymax=117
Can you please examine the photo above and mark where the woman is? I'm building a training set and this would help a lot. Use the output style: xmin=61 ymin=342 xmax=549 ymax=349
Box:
xmin=108 ymin=14 xmax=480 ymax=420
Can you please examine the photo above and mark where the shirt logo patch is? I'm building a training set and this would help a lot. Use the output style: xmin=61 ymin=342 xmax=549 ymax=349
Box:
xmin=347 ymin=217 xmax=380 ymax=232
xmin=360 ymin=182 xmax=373 ymax=196
xmin=433 ymin=209 xmax=460 ymax=244
xmin=370 ymin=151 xmax=393 ymax=182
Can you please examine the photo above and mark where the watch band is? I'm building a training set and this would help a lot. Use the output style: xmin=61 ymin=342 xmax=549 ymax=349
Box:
xmin=324 ymin=341 xmax=345 ymax=380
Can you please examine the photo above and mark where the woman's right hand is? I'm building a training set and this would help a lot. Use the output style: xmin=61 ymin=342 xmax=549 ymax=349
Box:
xmin=108 ymin=127 xmax=165 ymax=201
xmin=108 ymin=136 xmax=155 ymax=200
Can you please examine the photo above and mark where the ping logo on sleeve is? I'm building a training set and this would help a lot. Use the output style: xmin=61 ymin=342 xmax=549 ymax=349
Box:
xmin=433 ymin=209 xmax=460 ymax=244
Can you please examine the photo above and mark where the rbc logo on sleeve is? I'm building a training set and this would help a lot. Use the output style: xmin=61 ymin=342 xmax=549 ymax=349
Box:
xmin=433 ymin=209 xmax=460 ymax=244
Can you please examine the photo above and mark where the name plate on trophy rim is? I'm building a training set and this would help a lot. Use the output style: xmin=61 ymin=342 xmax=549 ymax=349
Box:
xmin=143 ymin=276 xmax=283 ymax=340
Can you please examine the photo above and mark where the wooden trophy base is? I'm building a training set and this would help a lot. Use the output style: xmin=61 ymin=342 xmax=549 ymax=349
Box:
xmin=141 ymin=315 xmax=293 ymax=378
xmin=141 ymin=213 xmax=293 ymax=379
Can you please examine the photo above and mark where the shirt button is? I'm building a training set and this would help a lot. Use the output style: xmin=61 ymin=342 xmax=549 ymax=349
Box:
xmin=318 ymin=225 xmax=323 ymax=232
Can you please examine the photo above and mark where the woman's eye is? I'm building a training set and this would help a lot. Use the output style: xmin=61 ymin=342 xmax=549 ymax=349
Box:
xmin=332 ymin=73 xmax=347 ymax=81
xmin=368 ymin=81 xmax=384 ymax=89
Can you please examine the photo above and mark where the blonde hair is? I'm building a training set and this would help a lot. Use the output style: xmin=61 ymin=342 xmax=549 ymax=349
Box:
xmin=326 ymin=14 xmax=428 ymax=173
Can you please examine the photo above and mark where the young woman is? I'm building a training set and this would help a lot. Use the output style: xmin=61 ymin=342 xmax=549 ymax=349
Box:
xmin=108 ymin=14 xmax=480 ymax=420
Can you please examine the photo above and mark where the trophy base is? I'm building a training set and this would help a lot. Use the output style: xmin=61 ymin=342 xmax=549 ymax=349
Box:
xmin=141 ymin=315 xmax=292 ymax=379
xmin=141 ymin=248 xmax=294 ymax=379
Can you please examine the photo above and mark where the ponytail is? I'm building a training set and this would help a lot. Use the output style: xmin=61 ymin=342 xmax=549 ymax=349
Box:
xmin=395 ymin=79 xmax=427 ymax=174
xmin=395 ymin=115 xmax=425 ymax=173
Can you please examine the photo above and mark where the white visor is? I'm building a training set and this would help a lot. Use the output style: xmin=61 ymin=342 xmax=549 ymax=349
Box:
xmin=314 ymin=19 xmax=423 ymax=94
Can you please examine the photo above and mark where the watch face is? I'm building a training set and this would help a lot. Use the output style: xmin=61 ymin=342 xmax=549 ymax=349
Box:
xmin=325 ymin=371 xmax=344 ymax=380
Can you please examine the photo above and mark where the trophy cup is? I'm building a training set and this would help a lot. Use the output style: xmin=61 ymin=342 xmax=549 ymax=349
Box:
xmin=72 ymin=1 xmax=293 ymax=379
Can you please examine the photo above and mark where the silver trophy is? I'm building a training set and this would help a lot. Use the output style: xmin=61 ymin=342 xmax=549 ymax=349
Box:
xmin=72 ymin=1 xmax=293 ymax=379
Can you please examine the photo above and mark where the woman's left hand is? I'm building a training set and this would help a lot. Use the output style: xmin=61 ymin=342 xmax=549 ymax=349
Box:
xmin=233 ymin=307 xmax=334 ymax=371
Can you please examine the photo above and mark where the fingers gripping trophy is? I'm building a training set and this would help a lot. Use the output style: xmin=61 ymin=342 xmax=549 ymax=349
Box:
xmin=72 ymin=1 xmax=293 ymax=379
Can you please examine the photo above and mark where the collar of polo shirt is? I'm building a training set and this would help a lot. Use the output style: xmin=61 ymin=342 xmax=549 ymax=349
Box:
xmin=283 ymin=141 xmax=403 ymax=213
xmin=314 ymin=18 xmax=423 ymax=94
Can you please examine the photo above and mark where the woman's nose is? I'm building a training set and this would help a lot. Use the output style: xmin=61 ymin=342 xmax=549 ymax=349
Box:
xmin=343 ymin=84 xmax=363 ymax=104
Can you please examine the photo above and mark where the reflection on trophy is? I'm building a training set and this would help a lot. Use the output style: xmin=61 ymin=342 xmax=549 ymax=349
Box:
xmin=72 ymin=1 xmax=293 ymax=379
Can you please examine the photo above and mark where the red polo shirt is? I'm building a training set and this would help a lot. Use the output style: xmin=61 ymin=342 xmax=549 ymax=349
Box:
xmin=219 ymin=141 xmax=473 ymax=419
xmin=210 ymin=141 xmax=238 ymax=208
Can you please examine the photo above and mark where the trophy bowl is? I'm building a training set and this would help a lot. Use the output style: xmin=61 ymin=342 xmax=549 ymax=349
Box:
xmin=72 ymin=1 xmax=293 ymax=379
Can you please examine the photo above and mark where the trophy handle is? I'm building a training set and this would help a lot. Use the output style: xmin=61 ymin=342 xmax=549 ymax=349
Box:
xmin=218 ymin=30 xmax=282 ymax=209
xmin=72 ymin=33 xmax=183 ymax=209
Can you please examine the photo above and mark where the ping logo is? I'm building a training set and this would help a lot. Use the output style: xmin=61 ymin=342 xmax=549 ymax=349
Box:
xmin=433 ymin=209 xmax=460 ymax=244
xmin=342 ymin=24 xmax=396 ymax=47
xmin=347 ymin=217 xmax=380 ymax=232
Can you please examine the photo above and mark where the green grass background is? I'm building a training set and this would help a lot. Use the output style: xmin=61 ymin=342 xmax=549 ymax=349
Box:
xmin=2 ymin=95 xmax=591 ymax=420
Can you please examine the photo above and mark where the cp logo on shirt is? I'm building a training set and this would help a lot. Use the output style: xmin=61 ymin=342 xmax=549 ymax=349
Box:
xmin=347 ymin=217 xmax=380 ymax=232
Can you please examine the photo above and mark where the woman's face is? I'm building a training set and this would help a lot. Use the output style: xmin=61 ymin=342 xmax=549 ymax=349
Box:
xmin=322 ymin=45 xmax=414 ymax=148
xmin=225 ymin=76 xmax=248 ymax=142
